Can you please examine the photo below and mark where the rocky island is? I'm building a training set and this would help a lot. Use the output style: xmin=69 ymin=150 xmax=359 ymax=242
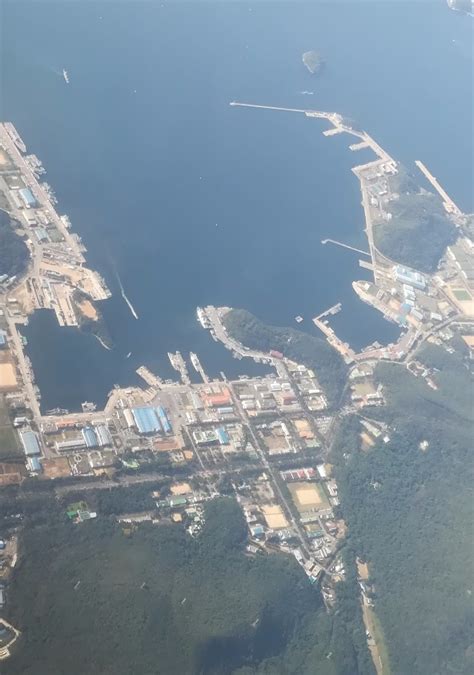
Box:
xmin=302 ymin=50 xmax=324 ymax=75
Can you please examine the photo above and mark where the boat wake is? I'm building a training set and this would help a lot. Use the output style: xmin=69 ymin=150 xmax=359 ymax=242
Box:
xmin=116 ymin=270 xmax=139 ymax=320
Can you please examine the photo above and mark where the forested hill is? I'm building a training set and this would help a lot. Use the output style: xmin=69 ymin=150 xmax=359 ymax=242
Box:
xmin=332 ymin=344 xmax=474 ymax=674
xmin=0 ymin=210 xmax=29 ymax=278
xmin=4 ymin=498 xmax=371 ymax=675
xmin=373 ymin=190 xmax=456 ymax=274
xmin=223 ymin=309 xmax=347 ymax=405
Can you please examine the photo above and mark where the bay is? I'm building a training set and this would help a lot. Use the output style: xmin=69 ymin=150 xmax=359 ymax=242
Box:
xmin=2 ymin=1 xmax=472 ymax=411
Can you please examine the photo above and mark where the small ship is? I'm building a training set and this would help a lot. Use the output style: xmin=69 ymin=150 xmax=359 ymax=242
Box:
xmin=45 ymin=407 xmax=69 ymax=416
xmin=81 ymin=401 xmax=97 ymax=413
xmin=196 ymin=306 xmax=209 ymax=328
xmin=63 ymin=69 xmax=70 ymax=84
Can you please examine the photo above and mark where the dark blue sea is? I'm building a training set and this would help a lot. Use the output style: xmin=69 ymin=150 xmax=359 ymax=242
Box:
xmin=2 ymin=1 xmax=473 ymax=411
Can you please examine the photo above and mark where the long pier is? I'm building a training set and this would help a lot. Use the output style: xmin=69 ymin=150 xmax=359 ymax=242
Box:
xmin=321 ymin=239 xmax=370 ymax=256
xmin=415 ymin=160 xmax=462 ymax=215
xmin=230 ymin=102 xmax=307 ymax=114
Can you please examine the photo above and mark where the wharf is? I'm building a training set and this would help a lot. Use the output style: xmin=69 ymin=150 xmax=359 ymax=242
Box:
xmin=314 ymin=302 xmax=342 ymax=322
xmin=349 ymin=140 xmax=369 ymax=151
xmin=359 ymin=259 xmax=375 ymax=272
xmin=323 ymin=127 xmax=345 ymax=137
xmin=168 ymin=351 xmax=191 ymax=385
xmin=312 ymin=313 xmax=356 ymax=364
xmin=136 ymin=366 xmax=163 ymax=389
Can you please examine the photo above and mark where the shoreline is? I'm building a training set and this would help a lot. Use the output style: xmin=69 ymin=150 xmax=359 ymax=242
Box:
xmin=0 ymin=108 xmax=468 ymax=425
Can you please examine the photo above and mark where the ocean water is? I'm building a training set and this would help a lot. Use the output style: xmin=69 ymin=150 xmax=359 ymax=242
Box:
xmin=2 ymin=1 xmax=473 ymax=411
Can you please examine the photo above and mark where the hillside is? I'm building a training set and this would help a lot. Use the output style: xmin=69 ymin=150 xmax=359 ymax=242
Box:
xmin=3 ymin=498 xmax=370 ymax=675
xmin=0 ymin=210 xmax=29 ymax=278
xmin=332 ymin=345 xmax=474 ymax=674
xmin=373 ymin=192 xmax=456 ymax=273
xmin=223 ymin=309 xmax=347 ymax=405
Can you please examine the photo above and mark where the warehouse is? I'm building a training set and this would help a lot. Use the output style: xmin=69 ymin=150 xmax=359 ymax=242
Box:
xmin=156 ymin=406 xmax=172 ymax=434
xmin=82 ymin=426 xmax=98 ymax=448
xmin=95 ymin=424 xmax=112 ymax=446
xmin=394 ymin=265 xmax=426 ymax=290
xmin=19 ymin=187 xmax=37 ymax=209
xmin=19 ymin=429 xmax=41 ymax=456
xmin=132 ymin=406 xmax=162 ymax=434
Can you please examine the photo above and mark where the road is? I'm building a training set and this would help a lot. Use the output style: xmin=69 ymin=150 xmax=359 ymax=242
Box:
xmin=5 ymin=313 xmax=41 ymax=420
xmin=228 ymin=380 xmax=311 ymax=558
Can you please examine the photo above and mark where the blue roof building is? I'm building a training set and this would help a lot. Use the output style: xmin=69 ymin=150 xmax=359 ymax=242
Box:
xmin=394 ymin=265 xmax=426 ymax=290
xmin=27 ymin=456 xmax=42 ymax=473
xmin=20 ymin=430 xmax=41 ymax=456
xmin=132 ymin=407 xmax=162 ymax=434
xmin=19 ymin=187 xmax=37 ymax=208
xmin=217 ymin=427 xmax=230 ymax=445
xmin=82 ymin=427 xmax=98 ymax=448
xmin=156 ymin=406 xmax=172 ymax=434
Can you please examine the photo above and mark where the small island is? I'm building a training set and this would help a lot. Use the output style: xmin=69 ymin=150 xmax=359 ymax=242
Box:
xmin=302 ymin=50 xmax=324 ymax=75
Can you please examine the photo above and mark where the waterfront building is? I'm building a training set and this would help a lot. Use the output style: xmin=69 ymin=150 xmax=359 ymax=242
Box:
xmin=18 ymin=187 xmax=37 ymax=208
xmin=19 ymin=429 xmax=41 ymax=456
xmin=131 ymin=406 xmax=162 ymax=434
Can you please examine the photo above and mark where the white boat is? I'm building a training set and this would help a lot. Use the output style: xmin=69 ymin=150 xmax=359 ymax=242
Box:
xmin=63 ymin=69 xmax=70 ymax=84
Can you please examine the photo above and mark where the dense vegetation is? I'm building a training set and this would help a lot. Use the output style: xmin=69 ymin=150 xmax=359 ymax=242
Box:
xmin=0 ymin=210 xmax=29 ymax=278
xmin=374 ymin=191 xmax=456 ymax=273
xmin=223 ymin=309 xmax=347 ymax=405
xmin=302 ymin=50 xmax=324 ymax=75
xmin=332 ymin=345 xmax=474 ymax=674
xmin=4 ymin=498 xmax=371 ymax=675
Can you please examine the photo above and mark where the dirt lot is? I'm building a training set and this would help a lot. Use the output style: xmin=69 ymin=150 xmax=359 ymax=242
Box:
xmin=262 ymin=504 xmax=288 ymax=529
xmin=78 ymin=299 xmax=98 ymax=321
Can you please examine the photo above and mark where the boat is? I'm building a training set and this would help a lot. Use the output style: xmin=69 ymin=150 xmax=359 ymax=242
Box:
xmin=196 ymin=306 xmax=209 ymax=328
xmin=190 ymin=352 xmax=200 ymax=371
xmin=126 ymin=352 xmax=132 ymax=359
xmin=63 ymin=69 xmax=70 ymax=84
xmin=45 ymin=407 xmax=69 ymax=416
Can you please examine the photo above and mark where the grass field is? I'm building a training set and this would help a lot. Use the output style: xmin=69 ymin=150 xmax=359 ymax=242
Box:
xmin=364 ymin=604 xmax=391 ymax=675
xmin=0 ymin=395 xmax=21 ymax=460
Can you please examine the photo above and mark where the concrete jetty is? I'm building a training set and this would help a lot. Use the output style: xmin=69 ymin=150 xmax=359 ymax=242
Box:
xmin=321 ymin=239 xmax=370 ymax=256
xmin=415 ymin=160 xmax=462 ymax=215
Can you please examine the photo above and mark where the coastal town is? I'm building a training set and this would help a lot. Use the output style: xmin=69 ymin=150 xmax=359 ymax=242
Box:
xmin=0 ymin=110 xmax=473 ymax=668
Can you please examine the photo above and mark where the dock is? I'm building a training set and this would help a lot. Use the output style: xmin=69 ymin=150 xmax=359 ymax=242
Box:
xmin=136 ymin=366 xmax=163 ymax=389
xmin=321 ymin=239 xmax=370 ymax=256
xmin=359 ymin=259 xmax=375 ymax=272
xmin=167 ymin=351 xmax=191 ymax=385
xmin=349 ymin=140 xmax=369 ymax=151
xmin=323 ymin=127 xmax=345 ymax=137
xmin=313 ymin=315 xmax=356 ymax=364
xmin=314 ymin=303 xmax=342 ymax=322
xmin=414 ymin=160 xmax=462 ymax=215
